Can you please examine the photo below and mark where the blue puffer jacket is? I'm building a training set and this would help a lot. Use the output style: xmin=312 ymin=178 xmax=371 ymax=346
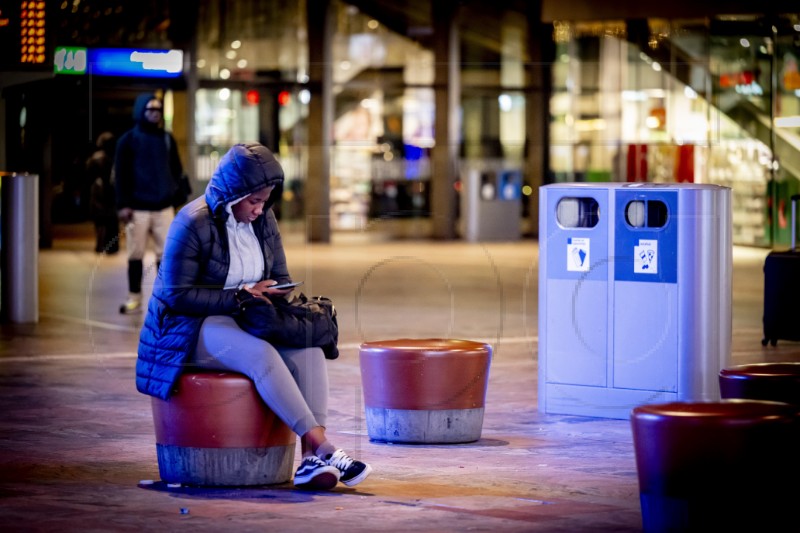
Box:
xmin=136 ymin=143 xmax=289 ymax=399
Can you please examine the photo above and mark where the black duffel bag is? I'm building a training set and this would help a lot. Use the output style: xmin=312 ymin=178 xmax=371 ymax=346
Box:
xmin=236 ymin=293 xmax=339 ymax=360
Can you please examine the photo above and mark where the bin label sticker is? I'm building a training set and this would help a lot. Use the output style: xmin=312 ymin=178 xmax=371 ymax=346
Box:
xmin=567 ymin=237 xmax=590 ymax=272
xmin=634 ymin=239 xmax=658 ymax=274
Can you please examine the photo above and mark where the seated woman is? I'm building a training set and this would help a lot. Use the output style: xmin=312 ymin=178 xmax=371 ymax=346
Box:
xmin=135 ymin=142 xmax=371 ymax=490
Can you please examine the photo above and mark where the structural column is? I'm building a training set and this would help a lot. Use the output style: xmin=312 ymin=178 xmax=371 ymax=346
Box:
xmin=184 ymin=23 xmax=199 ymax=199
xmin=525 ymin=2 xmax=553 ymax=238
xmin=431 ymin=1 xmax=460 ymax=240
xmin=306 ymin=0 xmax=334 ymax=243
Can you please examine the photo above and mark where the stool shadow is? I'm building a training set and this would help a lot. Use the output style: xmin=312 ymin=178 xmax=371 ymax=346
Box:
xmin=369 ymin=437 xmax=509 ymax=448
xmin=138 ymin=481 xmax=372 ymax=502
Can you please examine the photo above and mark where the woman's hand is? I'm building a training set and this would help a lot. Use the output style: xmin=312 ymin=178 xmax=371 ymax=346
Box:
xmin=250 ymin=279 xmax=294 ymax=299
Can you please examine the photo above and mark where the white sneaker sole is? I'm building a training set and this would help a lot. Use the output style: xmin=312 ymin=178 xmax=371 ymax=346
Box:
xmin=294 ymin=465 xmax=340 ymax=490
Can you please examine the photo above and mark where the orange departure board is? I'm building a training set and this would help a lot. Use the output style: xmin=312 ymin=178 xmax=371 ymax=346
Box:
xmin=0 ymin=0 xmax=51 ymax=71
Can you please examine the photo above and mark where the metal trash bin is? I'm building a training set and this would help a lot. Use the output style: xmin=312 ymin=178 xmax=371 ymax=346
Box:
xmin=1 ymin=172 xmax=39 ymax=324
xmin=460 ymin=167 xmax=521 ymax=242
xmin=538 ymin=183 xmax=731 ymax=419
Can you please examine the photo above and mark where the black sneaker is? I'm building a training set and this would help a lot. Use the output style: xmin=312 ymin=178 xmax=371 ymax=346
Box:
xmin=324 ymin=449 xmax=372 ymax=487
xmin=293 ymin=456 xmax=340 ymax=490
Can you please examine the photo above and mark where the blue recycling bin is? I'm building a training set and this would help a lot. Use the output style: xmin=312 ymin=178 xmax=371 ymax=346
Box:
xmin=538 ymin=183 xmax=732 ymax=419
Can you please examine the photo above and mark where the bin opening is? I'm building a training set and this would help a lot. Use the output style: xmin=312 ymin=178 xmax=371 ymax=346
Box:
xmin=556 ymin=198 xmax=599 ymax=228
xmin=625 ymin=200 xmax=668 ymax=228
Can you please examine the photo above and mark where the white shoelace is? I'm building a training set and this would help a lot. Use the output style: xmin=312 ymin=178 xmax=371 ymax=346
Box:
xmin=327 ymin=449 xmax=354 ymax=471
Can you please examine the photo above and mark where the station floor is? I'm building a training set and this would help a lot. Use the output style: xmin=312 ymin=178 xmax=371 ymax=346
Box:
xmin=2 ymin=222 xmax=799 ymax=532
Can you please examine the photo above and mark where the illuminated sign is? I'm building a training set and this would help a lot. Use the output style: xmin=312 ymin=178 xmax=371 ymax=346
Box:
xmin=19 ymin=0 xmax=45 ymax=65
xmin=719 ymin=71 xmax=755 ymax=89
xmin=54 ymin=46 xmax=87 ymax=75
xmin=0 ymin=0 xmax=52 ymax=71
xmin=53 ymin=47 xmax=184 ymax=78
xmin=87 ymin=48 xmax=184 ymax=78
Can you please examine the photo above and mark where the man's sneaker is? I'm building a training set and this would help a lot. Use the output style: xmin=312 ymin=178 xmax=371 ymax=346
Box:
xmin=119 ymin=294 xmax=142 ymax=314
xmin=324 ymin=449 xmax=372 ymax=487
xmin=293 ymin=456 xmax=340 ymax=490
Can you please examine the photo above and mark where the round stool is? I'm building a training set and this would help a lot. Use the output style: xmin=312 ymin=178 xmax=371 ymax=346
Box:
xmin=719 ymin=362 xmax=800 ymax=406
xmin=151 ymin=371 xmax=296 ymax=486
xmin=359 ymin=338 xmax=492 ymax=443
xmin=630 ymin=400 xmax=800 ymax=533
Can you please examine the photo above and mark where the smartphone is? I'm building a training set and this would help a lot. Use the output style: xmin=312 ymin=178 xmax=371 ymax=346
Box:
xmin=269 ymin=281 xmax=303 ymax=290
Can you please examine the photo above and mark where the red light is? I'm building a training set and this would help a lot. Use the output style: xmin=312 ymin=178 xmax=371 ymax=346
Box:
xmin=245 ymin=90 xmax=260 ymax=105
xmin=278 ymin=91 xmax=291 ymax=106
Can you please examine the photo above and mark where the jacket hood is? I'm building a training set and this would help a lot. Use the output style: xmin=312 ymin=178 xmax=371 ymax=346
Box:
xmin=205 ymin=143 xmax=285 ymax=217
xmin=132 ymin=93 xmax=161 ymax=127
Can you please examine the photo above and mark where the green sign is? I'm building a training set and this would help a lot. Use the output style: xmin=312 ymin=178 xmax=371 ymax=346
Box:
xmin=54 ymin=46 xmax=86 ymax=75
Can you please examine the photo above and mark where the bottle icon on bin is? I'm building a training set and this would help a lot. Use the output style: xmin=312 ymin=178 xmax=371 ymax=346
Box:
xmin=567 ymin=237 xmax=590 ymax=272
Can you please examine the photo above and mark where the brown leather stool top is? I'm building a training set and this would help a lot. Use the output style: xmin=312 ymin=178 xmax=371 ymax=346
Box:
xmin=630 ymin=399 xmax=800 ymax=532
xmin=360 ymin=338 xmax=491 ymax=410
xmin=153 ymin=371 xmax=294 ymax=448
xmin=719 ymin=362 xmax=800 ymax=406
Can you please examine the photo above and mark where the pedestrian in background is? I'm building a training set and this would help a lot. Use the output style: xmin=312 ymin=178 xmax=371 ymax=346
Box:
xmin=114 ymin=93 xmax=185 ymax=314
xmin=86 ymin=131 xmax=119 ymax=254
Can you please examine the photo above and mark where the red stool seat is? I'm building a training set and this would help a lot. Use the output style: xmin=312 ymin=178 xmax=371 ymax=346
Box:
xmin=151 ymin=371 xmax=296 ymax=486
xmin=631 ymin=400 xmax=800 ymax=532
xmin=359 ymin=338 xmax=492 ymax=443
xmin=719 ymin=362 xmax=800 ymax=406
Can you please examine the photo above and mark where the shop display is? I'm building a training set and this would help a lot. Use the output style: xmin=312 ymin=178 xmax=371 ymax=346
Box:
xmin=706 ymin=140 xmax=770 ymax=246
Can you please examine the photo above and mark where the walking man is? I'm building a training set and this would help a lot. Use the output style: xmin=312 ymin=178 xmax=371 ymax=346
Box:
xmin=114 ymin=93 xmax=185 ymax=313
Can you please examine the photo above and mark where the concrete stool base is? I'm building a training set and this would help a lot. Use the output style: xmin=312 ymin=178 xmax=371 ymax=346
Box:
xmin=365 ymin=407 xmax=485 ymax=443
xmin=151 ymin=371 xmax=296 ymax=486
xmin=156 ymin=444 xmax=295 ymax=486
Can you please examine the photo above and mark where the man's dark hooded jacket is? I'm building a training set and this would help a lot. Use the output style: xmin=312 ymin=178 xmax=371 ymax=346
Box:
xmin=114 ymin=93 xmax=184 ymax=211
xmin=136 ymin=143 xmax=287 ymax=399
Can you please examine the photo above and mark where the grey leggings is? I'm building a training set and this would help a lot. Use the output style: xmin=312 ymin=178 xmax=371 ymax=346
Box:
xmin=192 ymin=315 xmax=328 ymax=436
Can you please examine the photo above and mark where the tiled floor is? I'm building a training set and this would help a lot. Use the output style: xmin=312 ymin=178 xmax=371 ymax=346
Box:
xmin=2 ymin=223 xmax=798 ymax=532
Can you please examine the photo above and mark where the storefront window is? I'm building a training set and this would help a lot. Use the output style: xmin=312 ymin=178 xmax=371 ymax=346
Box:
xmin=707 ymin=16 xmax=800 ymax=246
xmin=771 ymin=15 xmax=800 ymax=245
xmin=549 ymin=15 xmax=800 ymax=246
xmin=551 ymin=21 xmax=628 ymax=183
xmin=329 ymin=3 xmax=433 ymax=229
xmin=194 ymin=88 xmax=260 ymax=181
